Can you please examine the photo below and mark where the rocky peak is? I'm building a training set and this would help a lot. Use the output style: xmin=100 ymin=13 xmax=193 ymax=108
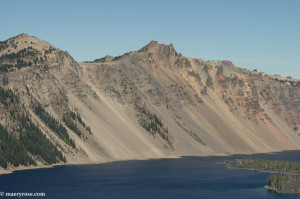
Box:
xmin=14 ymin=33 xmax=30 ymax=39
xmin=138 ymin=40 xmax=177 ymax=61
xmin=147 ymin=40 xmax=159 ymax=48
xmin=139 ymin=40 xmax=175 ymax=52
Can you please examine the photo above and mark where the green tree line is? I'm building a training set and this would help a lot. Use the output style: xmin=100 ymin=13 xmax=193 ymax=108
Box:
xmin=34 ymin=104 xmax=76 ymax=148
xmin=0 ymin=87 xmax=66 ymax=168
xmin=135 ymin=104 xmax=172 ymax=147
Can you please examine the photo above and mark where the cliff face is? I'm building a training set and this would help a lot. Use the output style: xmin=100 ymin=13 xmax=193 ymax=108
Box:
xmin=1 ymin=34 xmax=300 ymax=171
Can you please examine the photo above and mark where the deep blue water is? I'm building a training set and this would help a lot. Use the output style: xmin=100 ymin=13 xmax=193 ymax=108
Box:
xmin=1 ymin=151 xmax=300 ymax=199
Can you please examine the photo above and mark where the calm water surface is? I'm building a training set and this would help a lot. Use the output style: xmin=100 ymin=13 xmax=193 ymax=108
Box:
xmin=1 ymin=151 xmax=300 ymax=199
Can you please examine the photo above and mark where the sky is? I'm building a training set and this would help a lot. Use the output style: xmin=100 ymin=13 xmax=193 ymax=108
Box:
xmin=0 ymin=0 xmax=299 ymax=79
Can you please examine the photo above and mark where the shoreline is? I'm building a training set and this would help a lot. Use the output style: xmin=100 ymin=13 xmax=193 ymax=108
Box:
xmin=225 ymin=165 xmax=300 ymax=176
xmin=264 ymin=185 xmax=300 ymax=194
xmin=0 ymin=150 xmax=296 ymax=176
xmin=0 ymin=155 xmax=181 ymax=176
xmin=264 ymin=185 xmax=279 ymax=193
xmin=224 ymin=157 xmax=300 ymax=195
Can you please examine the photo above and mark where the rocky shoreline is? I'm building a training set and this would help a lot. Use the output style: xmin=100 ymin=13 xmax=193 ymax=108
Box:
xmin=225 ymin=158 xmax=300 ymax=194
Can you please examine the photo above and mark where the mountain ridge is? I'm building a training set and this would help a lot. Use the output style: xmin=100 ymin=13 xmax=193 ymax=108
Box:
xmin=0 ymin=33 xmax=300 ymax=173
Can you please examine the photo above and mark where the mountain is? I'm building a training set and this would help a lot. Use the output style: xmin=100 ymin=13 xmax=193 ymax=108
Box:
xmin=1 ymin=34 xmax=300 ymax=173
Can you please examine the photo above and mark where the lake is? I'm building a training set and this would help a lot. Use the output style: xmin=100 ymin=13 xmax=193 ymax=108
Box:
xmin=1 ymin=151 xmax=300 ymax=199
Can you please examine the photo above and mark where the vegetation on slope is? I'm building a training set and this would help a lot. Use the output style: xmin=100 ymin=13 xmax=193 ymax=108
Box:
xmin=0 ymin=87 xmax=66 ymax=169
xmin=62 ymin=111 xmax=83 ymax=137
xmin=135 ymin=104 xmax=173 ymax=148
xmin=62 ymin=110 xmax=92 ymax=137
xmin=112 ymin=52 xmax=132 ymax=61
xmin=0 ymin=86 xmax=19 ymax=108
xmin=175 ymin=120 xmax=206 ymax=145
xmin=19 ymin=113 xmax=66 ymax=164
xmin=89 ymin=56 xmax=107 ymax=63
xmin=273 ymin=77 xmax=300 ymax=87
xmin=0 ymin=124 xmax=35 ymax=168
xmin=74 ymin=111 xmax=92 ymax=134
xmin=0 ymin=40 xmax=9 ymax=51
xmin=34 ymin=104 xmax=76 ymax=148
xmin=0 ymin=47 xmax=39 ymax=72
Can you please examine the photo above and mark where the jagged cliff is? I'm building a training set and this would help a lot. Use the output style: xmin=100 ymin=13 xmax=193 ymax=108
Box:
xmin=1 ymin=34 xmax=300 ymax=173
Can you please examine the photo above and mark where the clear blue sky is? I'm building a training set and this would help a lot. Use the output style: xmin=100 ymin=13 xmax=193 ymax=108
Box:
xmin=1 ymin=0 xmax=299 ymax=79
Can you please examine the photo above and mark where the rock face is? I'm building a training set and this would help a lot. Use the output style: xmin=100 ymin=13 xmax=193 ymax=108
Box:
xmin=1 ymin=34 xmax=300 ymax=171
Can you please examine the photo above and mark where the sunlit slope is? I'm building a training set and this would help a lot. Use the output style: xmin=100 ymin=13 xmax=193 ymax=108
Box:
xmin=1 ymin=34 xmax=300 ymax=171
